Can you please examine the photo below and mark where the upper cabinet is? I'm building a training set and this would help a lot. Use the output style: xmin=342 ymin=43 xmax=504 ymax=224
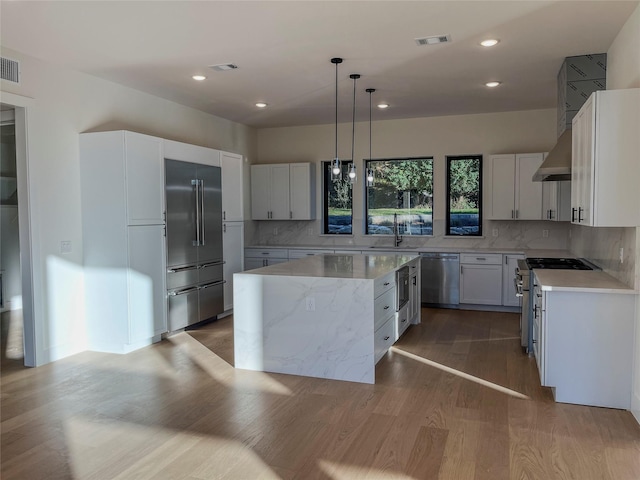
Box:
xmin=221 ymin=151 xmax=244 ymax=222
xmin=487 ymin=153 xmax=544 ymax=220
xmin=80 ymin=131 xmax=164 ymax=226
xmin=163 ymin=139 xmax=220 ymax=167
xmin=571 ymin=89 xmax=640 ymax=227
xmin=251 ymin=163 xmax=315 ymax=220
xmin=542 ymin=181 xmax=571 ymax=222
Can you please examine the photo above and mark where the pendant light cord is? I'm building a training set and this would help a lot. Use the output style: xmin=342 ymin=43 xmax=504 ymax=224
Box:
xmin=334 ymin=61 xmax=339 ymax=161
xmin=351 ymin=74 xmax=359 ymax=164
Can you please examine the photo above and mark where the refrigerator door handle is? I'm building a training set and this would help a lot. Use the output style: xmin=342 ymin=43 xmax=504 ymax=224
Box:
xmin=199 ymin=280 xmax=226 ymax=289
xmin=200 ymin=260 xmax=225 ymax=268
xmin=167 ymin=265 xmax=199 ymax=274
xmin=192 ymin=179 xmax=200 ymax=246
xmin=200 ymin=179 xmax=206 ymax=246
xmin=168 ymin=286 xmax=199 ymax=296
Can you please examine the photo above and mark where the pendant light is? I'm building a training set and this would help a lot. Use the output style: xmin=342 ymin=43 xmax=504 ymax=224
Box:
xmin=349 ymin=73 xmax=360 ymax=184
xmin=330 ymin=58 xmax=343 ymax=182
xmin=366 ymin=88 xmax=376 ymax=186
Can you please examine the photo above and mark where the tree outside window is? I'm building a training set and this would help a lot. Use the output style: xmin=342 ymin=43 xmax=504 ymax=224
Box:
xmin=365 ymin=158 xmax=433 ymax=235
xmin=446 ymin=155 xmax=482 ymax=236
xmin=323 ymin=161 xmax=353 ymax=234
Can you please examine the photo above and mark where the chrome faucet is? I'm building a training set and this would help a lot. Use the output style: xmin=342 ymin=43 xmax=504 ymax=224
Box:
xmin=393 ymin=213 xmax=403 ymax=247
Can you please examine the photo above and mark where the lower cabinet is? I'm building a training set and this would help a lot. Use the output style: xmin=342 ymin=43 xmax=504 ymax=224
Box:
xmin=223 ymin=222 xmax=244 ymax=312
xmin=532 ymin=272 xmax=635 ymax=409
xmin=459 ymin=254 xmax=503 ymax=305
xmin=244 ymin=248 xmax=289 ymax=269
xmin=408 ymin=258 xmax=421 ymax=323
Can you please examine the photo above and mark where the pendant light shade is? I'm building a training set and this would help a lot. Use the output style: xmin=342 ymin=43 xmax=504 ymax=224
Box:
xmin=331 ymin=58 xmax=343 ymax=182
xmin=349 ymin=73 xmax=360 ymax=184
xmin=366 ymin=88 xmax=376 ymax=187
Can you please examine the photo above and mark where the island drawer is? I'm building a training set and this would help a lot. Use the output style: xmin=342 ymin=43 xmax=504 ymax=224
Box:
xmin=460 ymin=253 xmax=502 ymax=265
xmin=374 ymin=271 xmax=396 ymax=296
xmin=245 ymin=248 xmax=289 ymax=259
xmin=396 ymin=305 xmax=410 ymax=340
xmin=288 ymin=249 xmax=331 ymax=259
xmin=374 ymin=317 xmax=395 ymax=364
xmin=374 ymin=287 xmax=396 ymax=330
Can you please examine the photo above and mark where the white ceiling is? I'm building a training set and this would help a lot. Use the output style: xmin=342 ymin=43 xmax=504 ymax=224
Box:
xmin=1 ymin=1 xmax=637 ymax=128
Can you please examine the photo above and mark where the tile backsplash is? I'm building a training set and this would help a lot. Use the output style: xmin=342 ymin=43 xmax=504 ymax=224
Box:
xmin=569 ymin=224 xmax=636 ymax=288
xmin=251 ymin=219 xmax=570 ymax=251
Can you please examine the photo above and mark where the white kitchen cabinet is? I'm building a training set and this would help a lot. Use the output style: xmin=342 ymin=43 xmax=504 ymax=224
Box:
xmin=542 ymin=181 xmax=571 ymax=222
xmin=487 ymin=153 xmax=544 ymax=220
xmin=244 ymin=247 xmax=289 ymax=269
xmin=222 ymin=222 xmax=244 ymax=312
xmin=571 ymin=89 xmax=640 ymax=226
xmin=460 ymin=254 xmax=503 ymax=305
xmin=163 ymin=139 xmax=220 ymax=167
xmin=251 ymin=163 xmax=315 ymax=220
xmin=80 ymin=131 xmax=167 ymax=353
xmin=502 ymin=254 xmax=524 ymax=307
xmin=532 ymin=272 xmax=635 ymax=409
xmin=221 ymin=151 xmax=244 ymax=222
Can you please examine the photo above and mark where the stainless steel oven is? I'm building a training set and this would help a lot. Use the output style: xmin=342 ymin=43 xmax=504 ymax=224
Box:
xmin=396 ymin=266 xmax=410 ymax=311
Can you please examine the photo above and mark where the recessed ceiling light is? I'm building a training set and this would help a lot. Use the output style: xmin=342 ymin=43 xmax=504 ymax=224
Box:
xmin=480 ymin=39 xmax=500 ymax=47
xmin=255 ymin=102 xmax=268 ymax=108
xmin=485 ymin=81 xmax=501 ymax=88
xmin=192 ymin=75 xmax=206 ymax=81
xmin=377 ymin=103 xmax=389 ymax=109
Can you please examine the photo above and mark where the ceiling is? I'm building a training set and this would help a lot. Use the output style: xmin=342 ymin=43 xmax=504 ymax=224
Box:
xmin=1 ymin=1 xmax=637 ymax=129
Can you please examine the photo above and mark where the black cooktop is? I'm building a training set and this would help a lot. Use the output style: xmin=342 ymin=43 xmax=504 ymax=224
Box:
xmin=526 ymin=257 xmax=594 ymax=270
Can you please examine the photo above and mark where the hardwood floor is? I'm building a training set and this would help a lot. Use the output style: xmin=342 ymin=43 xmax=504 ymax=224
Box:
xmin=2 ymin=308 xmax=639 ymax=479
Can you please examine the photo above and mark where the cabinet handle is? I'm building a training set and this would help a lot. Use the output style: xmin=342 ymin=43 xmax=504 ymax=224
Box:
xmin=534 ymin=304 xmax=538 ymax=318
xmin=223 ymin=211 xmax=226 ymax=220
xmin=223 ymin=224 xmax=227 ymax=233
xmin=461 ymin=266 xmax=464 ymax=274
xmin=384 ymin=336 xmax=390 ymax=341
xmin=511 ymin=210 xmax=514 ymax=219
xmin=532 ymin=339 xmax=537 ymax=344
xmin=571 ymin=207 xmax=577 ymax=222
xmin=476 ymin=257 xmax=486 ymax=261
xmin=290 ymin=211 xmax=293 ymax=219
xmin=549 ymin=209 xmax=555 ymax=220
xmin=412 ymin=277 xmax=417 ymax=285
xmin=401 ymin=318 xmax=407 ymax=323
xmin=383 ymin=282 xmax=390 ymax=286
xmin=515 ymin=210 xmax=519 ymax=219
xmin=383 ymin=305 xmax=390 ymax=310
xmin=578 ymin=207 xmax=584 ymax=223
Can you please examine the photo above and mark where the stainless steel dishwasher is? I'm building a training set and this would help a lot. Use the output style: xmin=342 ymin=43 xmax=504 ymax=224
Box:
xmin=420 ymin=253 xmax=460 ymax=306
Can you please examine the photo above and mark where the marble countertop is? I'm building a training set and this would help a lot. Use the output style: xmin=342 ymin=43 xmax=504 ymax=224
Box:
xmin=237 ymin=253 xmax=419 ymax=279
xmin=533 ymin=269 xmax=637 ymax=294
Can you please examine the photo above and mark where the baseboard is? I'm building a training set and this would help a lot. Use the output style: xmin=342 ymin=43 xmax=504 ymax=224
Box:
xmin=632 ymin=392 xmax=640 ymax=426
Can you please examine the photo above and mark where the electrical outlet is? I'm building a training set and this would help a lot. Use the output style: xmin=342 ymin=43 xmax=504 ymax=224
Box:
xmin=619 ymin=247 xmax=624 ymax=264
xmin=60 ymin=240 xmax=72 ymax=254
xmin=305 ymin=297 xmax=315 ymax=311
xmin=492 ymin=229 xmax=498 ymax=237
xmin=542 ymin=229 xmax=549 ymax=238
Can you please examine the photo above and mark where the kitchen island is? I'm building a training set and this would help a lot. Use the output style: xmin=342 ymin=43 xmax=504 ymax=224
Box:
xmin=233 ymin=253 xmax=420 ymax=384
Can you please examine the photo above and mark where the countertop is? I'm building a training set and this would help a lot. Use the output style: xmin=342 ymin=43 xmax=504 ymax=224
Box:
xmin=237 ymin=253 xmax=419 ymax=279
xmin=533 ymin=269 xmax=636 ymax=294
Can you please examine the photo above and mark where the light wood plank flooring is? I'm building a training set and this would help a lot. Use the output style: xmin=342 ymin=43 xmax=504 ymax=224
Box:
xmin=2 ymin=308 xmax=639 ymax=479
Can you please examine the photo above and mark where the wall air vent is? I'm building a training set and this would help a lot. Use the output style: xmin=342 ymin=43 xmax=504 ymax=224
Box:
xmin=1 ymin=57 xmax=20 ymax=84
xmin=415 ymin=35 xmax=451 ymax=46
xmin=209 ymin=63 xmax=238 ymax=72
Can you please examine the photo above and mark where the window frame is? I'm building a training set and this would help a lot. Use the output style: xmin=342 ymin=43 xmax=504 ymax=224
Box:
xmin=445 ymin=154 xmax=483 ymax=237
xmin=322 ymin=160 xmax=354 ymax=235
xmin=364 ymin=156 xmax=434 ymax=236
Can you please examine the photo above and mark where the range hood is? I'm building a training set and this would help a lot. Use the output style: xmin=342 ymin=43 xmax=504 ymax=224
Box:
xmin=532 ymin=129 xmax=572 ymax=182
xmin=532 ymin=54 xmax=606 ymax=182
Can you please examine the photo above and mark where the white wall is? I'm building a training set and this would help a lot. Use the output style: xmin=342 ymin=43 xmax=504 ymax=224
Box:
xmin=603 ymin=3 xmax=640 ymax=424
xmin=254 ymin=108 xmax=571 ymax=250
xmin=0 ymin=47 xmax=257 ymax=365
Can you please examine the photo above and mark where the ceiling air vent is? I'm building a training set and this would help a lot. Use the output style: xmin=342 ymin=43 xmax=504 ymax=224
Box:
xmin=209 ymin=63 xmax=238 ymax=72
xmin=1 ymin=57 xmax=20 ymax=84
xmin=415 ymin=35 xmax=451 ymax=46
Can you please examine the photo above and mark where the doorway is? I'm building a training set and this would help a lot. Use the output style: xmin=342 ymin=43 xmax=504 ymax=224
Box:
xmin=0 ymin=95 xmax=35 ymax=368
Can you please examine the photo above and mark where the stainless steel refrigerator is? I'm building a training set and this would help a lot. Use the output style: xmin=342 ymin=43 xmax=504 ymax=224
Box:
xmin=165 ymin=159 xmax=224 ymax=331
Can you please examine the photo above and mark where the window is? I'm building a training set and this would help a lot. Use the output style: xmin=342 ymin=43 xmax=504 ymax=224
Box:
xmin=446 ymin=155 xmax=482 ymax=236
xmin=365 ymin=157 xmax=433 ymax=235
xmin=323 ymin=161 xmax=353 ymax=234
